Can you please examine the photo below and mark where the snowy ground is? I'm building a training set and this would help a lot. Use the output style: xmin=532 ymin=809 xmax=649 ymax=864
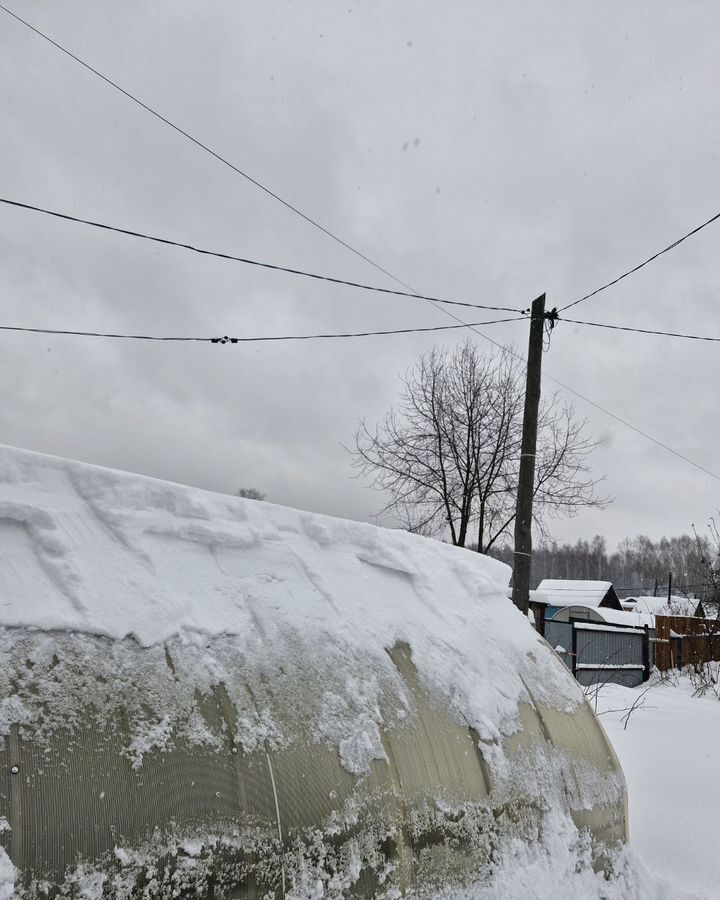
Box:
xmin=593 ymin=672 xmax=720 ymax=900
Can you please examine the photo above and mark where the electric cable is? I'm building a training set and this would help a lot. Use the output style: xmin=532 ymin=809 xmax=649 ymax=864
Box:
xmin=0 ymin=316 xmax=525 ymax=343
xmin=0 ymin=197 xmax=522 ymax=313
xmin=560 ymin=209 xmax=720 ymax=312
xmin=540 ymin=369 xmax=720 ymax=483
xmin=562 ymin=317 xmax=720 ymax=343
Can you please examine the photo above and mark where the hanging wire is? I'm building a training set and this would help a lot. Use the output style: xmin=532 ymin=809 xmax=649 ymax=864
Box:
xmin=560 ymin=210 xmax=720 ymax=312
xmin=0 ymin=316 xmax=526 ymax=343
xmin=0 ymin=197 xmax=523 ymax=314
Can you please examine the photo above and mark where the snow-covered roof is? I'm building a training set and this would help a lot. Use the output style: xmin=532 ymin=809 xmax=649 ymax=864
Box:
xmin=592 ymin=607 xmax=655 ymax=629
xmin=536 ymin=579 xmax=615 ymax=607
xmin=622 ymin=595 xmax=700 ymax=617
xmin=621 ymin=596 xmax=669 ymax=615
xmin=547 ymin=605 xmax=654 ymax=629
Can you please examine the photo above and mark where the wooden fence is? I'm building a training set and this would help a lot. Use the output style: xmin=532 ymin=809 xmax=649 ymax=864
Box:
xmin=654 ymin=615 xmax=720 ymax=671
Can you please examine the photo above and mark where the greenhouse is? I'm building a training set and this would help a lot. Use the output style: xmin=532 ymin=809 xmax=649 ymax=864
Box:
xmin=0 ymin=445 xmax=627 ymax=898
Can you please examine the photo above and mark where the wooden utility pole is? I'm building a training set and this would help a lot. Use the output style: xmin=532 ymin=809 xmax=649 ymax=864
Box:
xmin=511 ymin=293 xmax=546 ymax=615
xmin=667 ymin=571 xmax=673 ymax=605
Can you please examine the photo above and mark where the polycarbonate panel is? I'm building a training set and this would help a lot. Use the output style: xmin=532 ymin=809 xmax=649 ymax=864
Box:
xmin=9 ymin=724 xmax=138 ymax=881
xmin=1 ymin=640 xmax=628 ymax=897
xmin=386 ymin=644 xmax=490 ymax=804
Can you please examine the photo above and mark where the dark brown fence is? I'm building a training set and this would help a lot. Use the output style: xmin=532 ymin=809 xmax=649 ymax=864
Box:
xmin=654 ymin=615 xmax=720 ymax=671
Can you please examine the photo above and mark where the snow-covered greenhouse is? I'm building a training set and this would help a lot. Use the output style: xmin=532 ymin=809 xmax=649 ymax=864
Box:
xmin=0 ymin=445 xmax=628 ymax=898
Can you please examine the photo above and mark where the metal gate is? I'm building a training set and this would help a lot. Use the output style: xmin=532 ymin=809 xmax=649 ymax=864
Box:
xmin=545 ymin=621 xmax=646 ymax=688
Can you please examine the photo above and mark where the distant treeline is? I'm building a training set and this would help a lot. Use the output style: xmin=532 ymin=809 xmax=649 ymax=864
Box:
xmin=488 ymin=534 xmax=715 ymax=599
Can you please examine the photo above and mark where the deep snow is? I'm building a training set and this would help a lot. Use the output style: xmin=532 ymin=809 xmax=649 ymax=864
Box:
xmin=595 ymin=674 xmax=720 ymax=899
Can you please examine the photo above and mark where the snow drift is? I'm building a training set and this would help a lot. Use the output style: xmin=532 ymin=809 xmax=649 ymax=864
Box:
xmin=0 ymin=444 xmax=630 ymax=898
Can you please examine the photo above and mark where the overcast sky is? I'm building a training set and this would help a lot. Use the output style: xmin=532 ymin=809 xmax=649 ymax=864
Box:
xmin=1 ymin=1 xmax=719 ymax=552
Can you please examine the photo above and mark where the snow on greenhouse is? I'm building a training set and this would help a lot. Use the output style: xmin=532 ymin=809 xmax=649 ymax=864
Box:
xmin=0 ymin=444 xmax=658 ymax=898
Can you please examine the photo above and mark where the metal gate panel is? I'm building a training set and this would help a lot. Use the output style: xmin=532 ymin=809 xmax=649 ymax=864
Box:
xmin=575 ymin=627 xmax=643 ymax=668
xmin=544 ymin=621 xmax=573 ymax=670
xmin=575 ymin=625 xmax=645 ymax=687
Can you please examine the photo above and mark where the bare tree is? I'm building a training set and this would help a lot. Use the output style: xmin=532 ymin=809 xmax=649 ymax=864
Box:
xmin=352 ymin=340 xmax=608 ymax=552
xmin=693 ymin=518 xmax=720 ymax=615
xmin=236 ymin=487 xmax=266 ymax=501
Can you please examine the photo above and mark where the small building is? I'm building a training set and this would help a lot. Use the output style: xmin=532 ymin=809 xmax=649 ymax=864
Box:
xmin=536 ymin=579 xmax=622 ymax=619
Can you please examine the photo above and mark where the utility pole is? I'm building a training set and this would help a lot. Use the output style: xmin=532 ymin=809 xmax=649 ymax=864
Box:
xmin=667 ymin=571 xmax=673 ymax=605
xmin=511 ymin=293 xmax=547 ymax=615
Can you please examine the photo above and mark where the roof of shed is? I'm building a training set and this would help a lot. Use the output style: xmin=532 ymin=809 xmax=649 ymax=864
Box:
xmin=536 ymin=579 xmax=615 ymax=608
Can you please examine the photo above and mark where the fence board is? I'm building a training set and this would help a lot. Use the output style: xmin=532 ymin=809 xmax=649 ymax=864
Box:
xmin=654 ymin=615 xmax=720 ymax=671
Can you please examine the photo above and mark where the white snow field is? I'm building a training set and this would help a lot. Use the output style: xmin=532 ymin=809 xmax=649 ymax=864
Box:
xmin=596 ymin=676 xmax=720 ymax=900
xmin=0 ymin=443 xmax=708 ymax=898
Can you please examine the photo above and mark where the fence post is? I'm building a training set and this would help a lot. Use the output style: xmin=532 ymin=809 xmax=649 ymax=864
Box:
xmin=536 ymin=603 xmax=546 ymax=638
xmin=642 ymin=625 xmax=650 ymax=682
xmin=571 ymin=623 xmax=578 ymax=677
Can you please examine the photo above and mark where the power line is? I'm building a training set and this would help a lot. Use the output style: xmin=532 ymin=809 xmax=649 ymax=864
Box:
xmin=560 ymin=208 xmax=720 ymax=312
xmin=563 ymin=317 xmax=720 ymax=343
xmin=7 ymin=194 xmax=718 ymax=335
xmin=539 ymin=368 xmax=720 ymax=483
xmin=0 ymin=316 xmax=525 ymax=343
xmin=0 ymin=3 xmax=426 ymax=297
xmin=0 ymin=197 xmax=522 ymax=314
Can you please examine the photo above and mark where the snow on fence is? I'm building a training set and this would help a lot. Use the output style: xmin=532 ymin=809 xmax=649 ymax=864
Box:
xmin=545 ymin=620 xmax=647 ymax=688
